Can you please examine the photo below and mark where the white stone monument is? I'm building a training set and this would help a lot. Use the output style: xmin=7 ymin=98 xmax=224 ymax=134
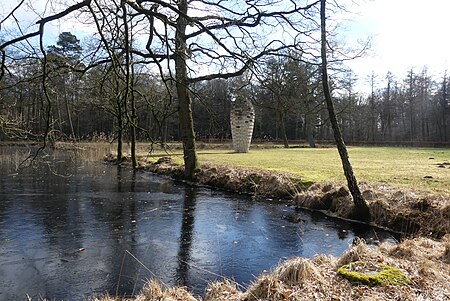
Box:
xmin=230 ymin=98 xmax=255 ymax=153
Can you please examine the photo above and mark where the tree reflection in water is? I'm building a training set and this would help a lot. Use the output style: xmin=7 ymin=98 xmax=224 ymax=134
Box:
xmin=176 ymin=186 xmax=197 ymax=286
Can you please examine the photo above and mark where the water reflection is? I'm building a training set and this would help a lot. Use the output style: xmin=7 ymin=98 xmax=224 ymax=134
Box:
xmin=0 ymin=147 xmax=398 ymax=300
xmin=176 ymin=187 xmax=197 ymax=287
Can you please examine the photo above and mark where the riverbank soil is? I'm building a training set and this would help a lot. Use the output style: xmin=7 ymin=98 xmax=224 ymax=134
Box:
xmin=294 ymin=183 xmax=450 ymax=237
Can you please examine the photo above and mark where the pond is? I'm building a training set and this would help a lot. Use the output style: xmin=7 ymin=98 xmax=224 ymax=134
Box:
xmin=0 ymin=146 xmax=397 ymax=300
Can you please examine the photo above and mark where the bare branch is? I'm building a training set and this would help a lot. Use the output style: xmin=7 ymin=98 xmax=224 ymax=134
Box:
xmin=0 ymin=0 xmax=25 ymax=30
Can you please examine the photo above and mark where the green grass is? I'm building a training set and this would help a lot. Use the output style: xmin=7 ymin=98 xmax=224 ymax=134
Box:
xmin=191 ymin=146 xmax=450 ymax=193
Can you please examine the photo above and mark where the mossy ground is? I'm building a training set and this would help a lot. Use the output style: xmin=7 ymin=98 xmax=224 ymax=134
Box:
xmin=337 ymin=261 xmax=409 ymax=286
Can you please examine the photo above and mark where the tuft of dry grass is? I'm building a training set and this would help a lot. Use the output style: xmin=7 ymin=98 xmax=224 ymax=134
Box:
xmin=442 ymin=235 xmax=450 ymax=264
xmin=89 ymin=280 xmax=198 ymax=301
xmin=141 ymin=280 xmax=198 ymax=301
xmin=203 ymin=280 xmax=242 ymax=301
xmin=137 ymin=280 xmax=197 ymax=301
xmin=337 ymin=239 xmax=378 ymax=267
xmin=244 ymin=275 xmax=287 ymax=301
xmin=274 ymin=257 xmax=321 ymax=286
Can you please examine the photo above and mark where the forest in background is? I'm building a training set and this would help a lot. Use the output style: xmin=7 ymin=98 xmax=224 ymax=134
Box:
xmin=1 ymin=31 xmax=449 ymax=147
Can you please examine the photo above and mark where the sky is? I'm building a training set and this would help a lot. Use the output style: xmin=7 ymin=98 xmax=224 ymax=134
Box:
xmin=343 ymin=0 xmax=450 ymax=89
xmin=1 ymin=0 xmax=450 ymax=92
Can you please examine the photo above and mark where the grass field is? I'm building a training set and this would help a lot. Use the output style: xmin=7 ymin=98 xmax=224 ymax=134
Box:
xmin=188 ymin=146 xmax=450 ymax=193
xmin=124 ymin=142 xmax=449 ymax=193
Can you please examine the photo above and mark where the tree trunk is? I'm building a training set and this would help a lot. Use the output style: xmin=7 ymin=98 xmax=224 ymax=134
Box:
xmin=442 ymin=73 xmax=448 ymax=142
xmin=55 ymin=94 xmax=63 ymax=134
xmin=117 ymin=125 xmax=123 ymax=162
xmin=320 ymin=0 xmax=370 ymax=221
xmin=130 ymin=119 xmax=137 ymax=167
xmin=280 ymin=112 xmax=289 ymax=148
xmin=161 ymin=117 xmax=168 ymax=145
xmin=369 ymin=73 xmax=376 ymax=142
xmin=129 ymin=76 xmax=137 ymax=168
xmin=305 ymin=95 xmax=316 ymax=148
xmin=408 ymin=69 xmax=415 ymax=141
xmin=117 ymin=108 xmax=124 ymax=163
xmin=306 ymin=122 xmax=316 ymax=148
xmin=63 ymin=79 xmax=76 ymax=140
xmin=121 ymin=3 xmax=138 ymax=169
xmin=386 ymin=78 xmax=392 ymax=141
xmin=176 ymin=0 xmax=199 ymax=180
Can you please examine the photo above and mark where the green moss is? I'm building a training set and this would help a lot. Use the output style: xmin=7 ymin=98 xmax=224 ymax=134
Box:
xmin=337 ymin=261 xmax=409 ymax=286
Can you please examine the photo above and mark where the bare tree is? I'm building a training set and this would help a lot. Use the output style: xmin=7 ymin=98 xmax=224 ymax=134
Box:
xmin=320 ymin=0 xmax=370 ymax=221
xmin=257 ymin=57 xmax=295 ymax=148
xmin=367 ymin=72 xmax=378 ymax=141
xmin=47 ymin=32 xmax=83 ymax=140
xmin=119 ymin=0 xmax=321 ymax=178
xmin=0 ymin=0 xmax=93 ymax=152
xmin=2 ymin=0 xmax=321 ymax=178
xmin=438 ymin=71 xmax=449 ymax=141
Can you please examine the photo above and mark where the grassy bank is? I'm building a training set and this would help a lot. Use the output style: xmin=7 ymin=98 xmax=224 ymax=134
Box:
xmin=134 ymin=145 xmax=450 ymax=192
xmin=195 ymin=146 xmax=450 ymax=193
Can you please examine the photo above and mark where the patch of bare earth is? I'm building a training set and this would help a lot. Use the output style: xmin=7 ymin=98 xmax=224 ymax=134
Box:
xmin=92 ymin=237 xmax=450 ymax=301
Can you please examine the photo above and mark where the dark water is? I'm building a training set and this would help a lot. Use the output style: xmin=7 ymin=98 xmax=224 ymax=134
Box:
xmin=0 ymin=147 xmax=397 ymax=300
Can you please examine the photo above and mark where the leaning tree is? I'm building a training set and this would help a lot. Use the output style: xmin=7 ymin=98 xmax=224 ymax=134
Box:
xmin=320 ymin=0 xmax=371 ymax=221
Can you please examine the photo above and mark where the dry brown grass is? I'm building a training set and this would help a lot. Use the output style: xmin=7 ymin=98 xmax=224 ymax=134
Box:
xmin=241 ymin=237 xmax=450 ymax=300
xmin=274 ymin=258 xmax=321 ymax=286
xmin=93 ymin=237 xmax=450 ymax=301
xmin=195 ymin=163 xmax=304 ymax=198
xmin=442 ymin=236 xmax=450 ymax=264
xmin=244 ymin=274 xmax=287 ymax=301
xmin=90 ymin=280 xmax=197 ymax=301
xmin=295 ymin=183 xmax=450 ymax=236
xmin=137 ymin=280 xmax=197 ymax=301
xmin=203 ymin=279 xmax=242 ymax=301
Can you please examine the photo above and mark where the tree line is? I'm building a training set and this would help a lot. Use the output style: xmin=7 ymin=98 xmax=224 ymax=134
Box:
xmin=1 ymin=32 xmax=449 ymax=148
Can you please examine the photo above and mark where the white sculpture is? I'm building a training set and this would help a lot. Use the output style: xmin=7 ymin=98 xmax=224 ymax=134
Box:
xmin=230 ymin=98 xmax=255 ymax=153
